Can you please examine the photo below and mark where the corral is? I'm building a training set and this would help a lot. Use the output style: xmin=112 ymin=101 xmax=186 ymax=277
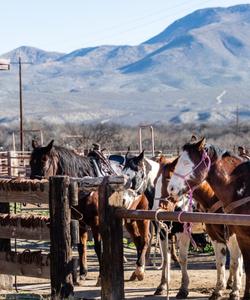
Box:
xmin=0 ymin=149 xmax=250 ymax=300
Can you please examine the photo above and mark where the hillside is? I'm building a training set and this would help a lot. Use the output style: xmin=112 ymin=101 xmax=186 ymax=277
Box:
xmin=0 ymin=4 xmax=250 ymax=126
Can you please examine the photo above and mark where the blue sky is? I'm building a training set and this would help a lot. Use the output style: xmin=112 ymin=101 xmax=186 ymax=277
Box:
xmin=1 ymin=0 xmax=250 ymax=54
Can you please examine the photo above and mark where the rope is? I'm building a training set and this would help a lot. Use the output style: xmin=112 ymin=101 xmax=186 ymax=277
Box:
xmin=154 ymin=208 xmax=172 ymax=300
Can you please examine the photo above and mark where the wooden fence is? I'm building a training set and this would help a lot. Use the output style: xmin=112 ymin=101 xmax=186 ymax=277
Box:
xmin=2 ymin=174 xmax=250 ymax=299
xmin=98 ymin=183 xmax=250 ymax=300
xmin=0 ymin=175 xmax=124 ymax=300
xmin=0 ymin=151 xmax=31 ymax=177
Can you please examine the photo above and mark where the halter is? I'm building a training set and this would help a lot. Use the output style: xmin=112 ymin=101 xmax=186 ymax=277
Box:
xmin=173 ymin=150 xmax=211 ymax=208
xmin=173 ymin=150 xmax=211 ymax=248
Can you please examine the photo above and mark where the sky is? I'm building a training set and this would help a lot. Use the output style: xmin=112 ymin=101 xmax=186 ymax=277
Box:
xmin=1 ymin=0 xmax=250 ymax=55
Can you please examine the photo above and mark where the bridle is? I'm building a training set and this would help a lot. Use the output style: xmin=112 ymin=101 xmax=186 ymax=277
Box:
xmin=173 ymin=150 xmax=211 ymax=207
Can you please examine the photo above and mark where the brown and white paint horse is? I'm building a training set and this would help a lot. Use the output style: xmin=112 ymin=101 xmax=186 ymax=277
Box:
xmin=153 ymin=156 xmax=191 ymax=299
xmin=167 ymin=138 xmax=249 ymax=300
xmin=157 ymin=156 xmax=243 ymax=300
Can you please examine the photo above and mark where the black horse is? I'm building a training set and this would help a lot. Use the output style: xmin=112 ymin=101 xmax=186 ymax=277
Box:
xmin=30 ymin=140 xmax=116 ymax=286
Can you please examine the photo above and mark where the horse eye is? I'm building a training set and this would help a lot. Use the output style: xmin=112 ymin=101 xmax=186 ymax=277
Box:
xmin=42 ymin=156 xmax=47 ymax=162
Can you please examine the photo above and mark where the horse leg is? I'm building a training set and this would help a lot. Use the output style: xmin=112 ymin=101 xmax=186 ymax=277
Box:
xmin=145 ymin=221 xmax=154 ymax=266
xmin=135 ymin=219 xmax=150 ymax=281
xmin=77 ymin=224 xmax=88 ymax=285
xmin=154 ymin=231 xmax=171 ymax=295
xmin=91 ymin=224 xmax=102 ymax=287
xmin=125 ymin=220 xmax=143 ymax=281
xmin=171 ymin=235 xmax=179 ymax=263
xmin=175 ymin=232 xmax=190 ymax=299
xmin=227 ymin=234 xmax=242 ymax=300
xmin=209 ymin=241 xmax=227 ymax=300
xmin=235 ymin=242 xmax=250 ymax=300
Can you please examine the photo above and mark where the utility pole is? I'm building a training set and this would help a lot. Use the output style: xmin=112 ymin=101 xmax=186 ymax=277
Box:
xmin=11 ymin=57 xmax=32 ymax=151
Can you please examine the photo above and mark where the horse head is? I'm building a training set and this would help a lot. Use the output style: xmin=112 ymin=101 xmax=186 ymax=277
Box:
xmin=30 ymin=140 xmax=57 ymax=179
xmin=122 ymin=150 xmax=148 ymax=208
xmin=167 ymin=137 xmax=211 ymax=198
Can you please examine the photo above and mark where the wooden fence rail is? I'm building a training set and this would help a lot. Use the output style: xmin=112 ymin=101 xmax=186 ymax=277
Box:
xmin=116 ymin=209 xmax=250 ymax=226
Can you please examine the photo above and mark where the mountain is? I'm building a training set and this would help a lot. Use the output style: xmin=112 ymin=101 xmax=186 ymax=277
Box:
xmin=0 ymin=46 xmax=65 ymax=64
xmin=1 ymin=4 xmax=250 ymax=126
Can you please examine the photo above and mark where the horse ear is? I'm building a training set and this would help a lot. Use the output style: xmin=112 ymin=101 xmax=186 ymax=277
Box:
xmin=44 ymin=140 xmax=54 ymax=153
xmin=125 ymin=146 xmax=130 ymax=159
xmin=170 ymin=156 xmax=179 ymax=170
xmin=196 ymin=137 xmax=206 ymax=151
xmin=32 ymin=140 xmax=38 ymax=149
xmin=136 ymin=150 xmax=144 ymax=162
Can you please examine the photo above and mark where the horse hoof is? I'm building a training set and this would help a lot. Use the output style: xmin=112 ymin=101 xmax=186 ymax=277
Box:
xmin=176 ymin=289 xmax=189 ymax=299
xmin=209 ymin=293 xmax=222 ymax=300
xmin=76 ymin=276 xmax=86 ymax=286
xmin=129 ymin=271 xmax=137 ymax=281
xmin=154 ymin=288 xmax=165 ymax=295
xmin=137 ymin=273 xmax=144 ymax=281
xmin=229 ymin=294 xmax=240 ymax=300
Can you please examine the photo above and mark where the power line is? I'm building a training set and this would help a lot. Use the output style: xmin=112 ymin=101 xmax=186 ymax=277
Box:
xmin=81 ymin=0 xmax=215 ymax=46
xmin=86 ymin=0 xmax=201 ymax=36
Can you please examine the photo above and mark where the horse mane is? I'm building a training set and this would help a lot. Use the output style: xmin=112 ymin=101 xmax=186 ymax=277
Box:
xmin=52 ymin=145 xmax=96 ymax=177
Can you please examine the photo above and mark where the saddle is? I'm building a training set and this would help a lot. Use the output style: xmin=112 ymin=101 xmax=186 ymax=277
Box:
xmin=88 ymin=150 xmax=117 ymax=177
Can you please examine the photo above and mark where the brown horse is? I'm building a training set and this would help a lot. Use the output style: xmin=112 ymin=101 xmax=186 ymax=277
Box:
xmin=168 ymin=138 xmax=250 ymax=300
xmin=157 ymin=156 xmax=242 ymax=300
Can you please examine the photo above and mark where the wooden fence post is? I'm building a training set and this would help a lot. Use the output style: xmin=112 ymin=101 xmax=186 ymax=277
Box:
xmin=49 ymin=176 xmax=74 ymax=300
xmin=99 ymin=177 xmax=124 ymax=300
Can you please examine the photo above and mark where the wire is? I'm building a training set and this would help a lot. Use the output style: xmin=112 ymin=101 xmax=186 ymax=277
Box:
xmin=81 ymin=0 xmax=216 ymax=46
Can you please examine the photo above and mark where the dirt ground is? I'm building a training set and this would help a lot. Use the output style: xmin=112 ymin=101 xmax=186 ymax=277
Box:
xmin=0 ymin=242 xmax=245 ymax=300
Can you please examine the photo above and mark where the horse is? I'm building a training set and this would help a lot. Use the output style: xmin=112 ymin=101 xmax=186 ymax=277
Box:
xmin=29 ymin=140 xmax=156 ymax=284
xmin=156 ymin=156 xmax=243 ymax=300
xmin=30 ymin=140 xmax=115 ymax=285
xmin=121 ymin=149 xmax=160 ymax=281
xmin=167 ymin=138 xmax=250 ymax=300
xmin=153 ymin=156 xmax=193 ymax=299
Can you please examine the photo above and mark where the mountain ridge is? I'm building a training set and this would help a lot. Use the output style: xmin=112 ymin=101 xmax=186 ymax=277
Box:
xmin=1 ymin=4 xmax=250 ymax=126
